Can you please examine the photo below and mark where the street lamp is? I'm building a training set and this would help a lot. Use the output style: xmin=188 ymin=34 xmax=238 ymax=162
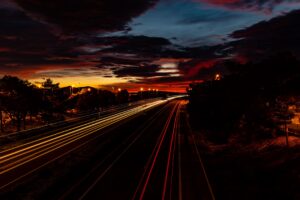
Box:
xmin=140 ymin=87 xmax=144 ymax=99
xmin=70 ymin=84 xmax=75 ymax=94
xmin=118 ymin=88 xmax=121 ymax=92
xmin=215 ymin=73 xmax=221 ymax=81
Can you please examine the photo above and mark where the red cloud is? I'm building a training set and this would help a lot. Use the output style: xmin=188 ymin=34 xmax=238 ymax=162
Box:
xmin=202 ymin=0 xmax=241 ymax=5
xmin=186 ymin=60 xmax=218 ymax=77
xmin=196 ymin=0 xmax=297 ymax=11
xmin=0 ymin=47 xmax=11 ymax=52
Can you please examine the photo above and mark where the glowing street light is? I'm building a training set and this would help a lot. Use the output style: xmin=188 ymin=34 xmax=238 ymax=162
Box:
xmin=140 ymin=87 xmax=144 ymax=91
xmin=215 ymin=73 xmax=221 ymax=81
xmin=118 ymin=88 xmax=121 ymax=92
xmin=70 ymin=84 xmax=75 ymax=94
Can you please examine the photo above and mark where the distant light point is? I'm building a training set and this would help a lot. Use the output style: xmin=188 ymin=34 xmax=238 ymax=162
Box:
xmin=215 ymin=73 xmax=221 ymax=81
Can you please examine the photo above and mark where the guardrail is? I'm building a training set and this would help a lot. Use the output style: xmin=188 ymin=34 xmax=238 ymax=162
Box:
xmin=278 ymin=124 xmax=300 ymax=137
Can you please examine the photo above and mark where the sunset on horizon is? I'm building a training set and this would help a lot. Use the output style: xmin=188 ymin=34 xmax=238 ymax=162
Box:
xmin=0 ymin=0 xmax=300 ymax=199
xmin=2 ymin=0 xmax=300 ymax=92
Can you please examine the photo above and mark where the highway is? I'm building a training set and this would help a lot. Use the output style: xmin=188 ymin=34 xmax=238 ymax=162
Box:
xmin=0 ymin=98 xmax=164 ymax=146
xmin=0 ymin=97 xmax=214 ymax=200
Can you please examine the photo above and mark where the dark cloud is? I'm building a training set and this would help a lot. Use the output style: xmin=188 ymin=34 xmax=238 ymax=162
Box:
xmin=0 ymin=7 xmax=180 ymax=78
xmin=114 ymin=64 xmax=161 ymax=77
xmin=13 ymin=0 xmax=158 ymax=32
xmin=93 ymin=35 xmax=228 ymax=83
xmin=0 ymin=7 xmax=88 ymax=76
xmin=0 ymin=0 xmax=17 ymax=8
xmin=134 ymin=76 xmax=186 ymax=84
xmin=100 ymin=36 xmax=171 ymax=56
xmin=0 ymin=3 xmax=234 ymax=85
xmin=7 ymin=0 xmax=300 ymax=89
xmin=97 ymin=36 xmax=224 ymax=60
xmin=168 ymin=8 xmax=300 ymax=82
xmin=199 ymin=0 xmax=299 ymax=11
xmin=176 ymin=8 xmax=300 ymax=82
xmin=0 ymin=0 xmax=239 ymax=85
xmin=32 ymin=67 xmax=111 ymax=78
xmin=99 ymin=56 xmax=151 ymax=66
xmin=230 ymin=9 xmax=300 ymax=59
xmin=93 ymin=35 xmax=177 ymax=70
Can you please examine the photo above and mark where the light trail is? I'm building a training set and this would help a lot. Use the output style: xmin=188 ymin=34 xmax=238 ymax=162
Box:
xmin=0 ymin=108 xmax=138 ymax=156
xmin=0 ymin=97 xmax=184 ymax=190
xmin=169 ymin=110 xmax=178 ymax=200
xmin=59 ymin=103 xmax=172 ymax=200
xmin=177 ymin=112 xmax=183 ymax=200
xmin=131 ymin=104 xmax=173 ymax=200
xmin=162 ymin=101 xmax=181 ymax=200
xmin=0 ymin=98 xmax=165 ymax=156
xmin=169 ymin=101 xmax=181 ymax=200
xmin=0 ymin=100 xmax=166 ymax=174
xmin=77 ymin=103 xmax=173 ymax=200
xmin=0 ymin=107 xmax=144 ymax=163
xmin=138 ymin=102 xmax=179 ymax=200
xmin=0 ymin=98 xmax=161 ymax=139
xmin=131 ymin=101 xmax=182 ymax=200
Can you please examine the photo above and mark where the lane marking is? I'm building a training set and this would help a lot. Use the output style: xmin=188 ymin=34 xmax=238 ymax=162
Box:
xmin=188 ymin=114 xmax=216 ymax=200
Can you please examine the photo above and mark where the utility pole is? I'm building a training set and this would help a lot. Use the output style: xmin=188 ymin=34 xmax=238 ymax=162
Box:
xmin=285 ymin=121 xmax=289 ymax=148
xmin=0 ymin=110 xmax=3 ymax=133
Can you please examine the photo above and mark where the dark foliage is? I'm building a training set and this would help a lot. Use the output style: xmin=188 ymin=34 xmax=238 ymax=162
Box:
xmin=0 ymin=76 xmax=43 ymax=131
xmin=188 ymin=52 xmax=300 ymax=143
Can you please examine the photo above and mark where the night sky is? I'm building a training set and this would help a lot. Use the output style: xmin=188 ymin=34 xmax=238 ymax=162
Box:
xmin=1 ymin=0 xmax=300 ymax=92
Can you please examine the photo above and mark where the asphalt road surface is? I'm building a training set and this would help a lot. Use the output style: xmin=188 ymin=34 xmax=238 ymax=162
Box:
xmin=0 ymin=97 xmax=214 ymax=200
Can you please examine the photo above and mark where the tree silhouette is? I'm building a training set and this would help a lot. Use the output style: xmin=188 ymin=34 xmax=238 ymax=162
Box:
xmin=42 ymin=78 xmax=59 ymax=90
xmin=0 ymin=76 xmax=43 ymax=131
xmin=77 ymin=89 xmax=100 ymax=111
xmin=117 ymin=89 xmax=129 ymax=104
xmin=188 ymin=52 xmax=300 ymax=143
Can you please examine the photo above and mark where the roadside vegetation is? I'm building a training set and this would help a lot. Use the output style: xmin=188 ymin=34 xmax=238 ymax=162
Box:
xmin=0 ymin=76 xmax=163 ymax=134
xmin=187 ymin=52 xmax=300 ymax=199
xmin=188 ymin=52 xmax=300 ymax=144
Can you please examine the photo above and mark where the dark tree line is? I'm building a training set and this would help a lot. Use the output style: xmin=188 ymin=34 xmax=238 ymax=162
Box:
xmin=0 ymin=76 xmax=43 ymax=132
xmin=0 ymin=76 xmax=130 ymax=133
xmin=76 ymin=88 xmax=121 ymax=111
xmin=188 ymin=52 xmax=300 ymax=143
